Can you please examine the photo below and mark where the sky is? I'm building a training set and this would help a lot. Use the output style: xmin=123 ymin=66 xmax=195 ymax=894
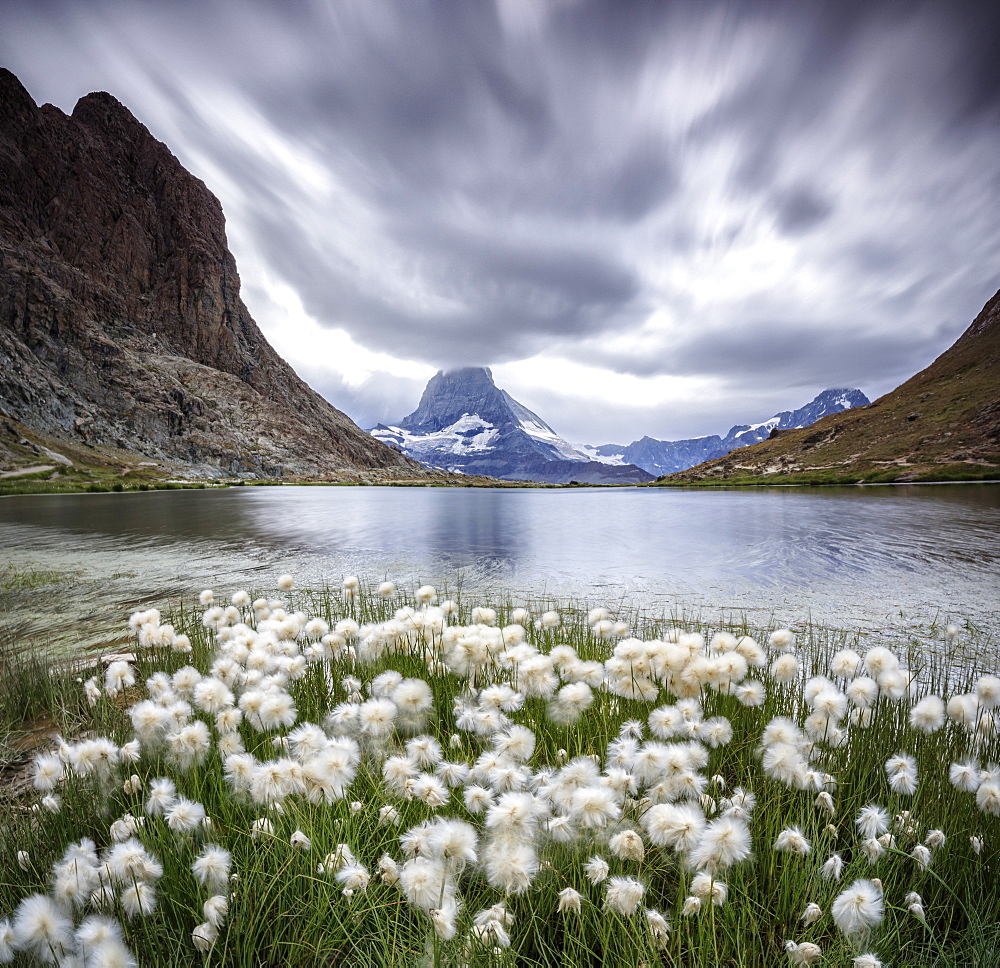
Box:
xmin=4 ymin=0 xmax=1000 ymax=444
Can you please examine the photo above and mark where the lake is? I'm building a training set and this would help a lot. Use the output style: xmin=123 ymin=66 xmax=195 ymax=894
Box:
xmin=1 ymin=484 xmax=998 ymax=656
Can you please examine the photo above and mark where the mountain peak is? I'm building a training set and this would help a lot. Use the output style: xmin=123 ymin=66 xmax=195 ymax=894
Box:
xmin=441 ymin=365 xmax=494 ymax=381
xmin=372 ymin=368 xmax=653 ymax=483
xmin=399 ymin=366 xmax=508 ymax=434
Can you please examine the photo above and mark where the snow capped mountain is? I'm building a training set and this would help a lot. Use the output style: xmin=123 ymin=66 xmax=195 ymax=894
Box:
xmin=587 ymin=388 xmax=871 ymax=477
xmin=371 ymin=372 xmax=867 ymax=483
xmin=722 ymin=388 xmax=871 ymax=448
xmin=370 ymin=367 xmax=653 ymax=483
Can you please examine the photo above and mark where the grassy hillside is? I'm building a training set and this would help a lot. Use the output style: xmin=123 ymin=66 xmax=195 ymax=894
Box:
xmin=660 ymin=289 xmax=1000 ymax=485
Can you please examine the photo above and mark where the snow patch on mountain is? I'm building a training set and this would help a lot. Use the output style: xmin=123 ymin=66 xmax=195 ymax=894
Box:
xmin=372 ymin=413 xmax=500 ymax=459
xmin=518 ymin=418 xmax=588 ymax=461
xmin=577 ymin=444 xmax=627 ymax=465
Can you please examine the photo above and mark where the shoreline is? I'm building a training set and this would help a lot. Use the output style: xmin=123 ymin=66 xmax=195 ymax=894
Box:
xmin=2 ymin=474 xmax=999 ymax=499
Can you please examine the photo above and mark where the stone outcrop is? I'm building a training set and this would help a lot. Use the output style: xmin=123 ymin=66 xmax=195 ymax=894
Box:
xmin=0 ymin=69 xmax=427 ymax=479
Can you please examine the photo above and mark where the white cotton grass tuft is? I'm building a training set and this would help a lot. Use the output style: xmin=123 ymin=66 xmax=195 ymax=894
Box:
xmin=120 ymin=882 xmax=157 ymax=919
xmin=770 ymin=654 xmax=800 ymax=685
xmin=977 ymin=781 xmax=1000 ymax=815
xmin=32 ymin=752 xmax=63 ymax=791
xmin=584 ymin=856 xmax=610 ymax=884
xmin=800 ymin=902 xmax=822 ymax=925
xmin=604 ymin=876 xmax=645 ymax=915
xmin=831 ymin=879 xmax=884 ymax=937
xmin=853 ymin=956 xmax=884 ymax=968
xmin=976 ymin=675 xmax=1000 ymax=708
xmin=104 ymin=660 xmax=135 ymax=696
xmin=909 ymin=695 xmax=946 ymax=733
xmin=821 ymin=853 xmax=844 ymax=880
xmin=642 ymin=803 xmax=706 ymax=852
xmin=609 ymin=829 xmax=645 ymax=862
xmin=690 ymin=872 xmax=727 ymax=906
xmin=681 ymin=895 xmax=701 ymax=917
xmin=856 ymin=805 xmax=890 ymax=839
xmin=192 ymin=921 xmax=218 ymax=952
xmin=12 ymin=894 xmax=73 ymax=961
xmin=687 ymin=815 xmax=752 ymax=872
xmin=87 ymin=937 xmax=138 ymax=967
xmin=192 ymin=845 xmax=231 ymax=892
xmin=831 ymin=648 xmax=862 ymax=678
xmin=568 ymin=785 xmax=621 ymax=829
xmin=645 ymin=907 xmax=671 ymax=946
xmin=557 ymin=887 xmax=582 ymax=913
xmin=784 ymin=940 xmax=822 ymax=966
xmin=911 ymin=843 xmax=932 ymax=869
xmin=885 ymin=754 xmax=918 ymax=795
xmin=75 ymin=915 xmax=123 ymax=952
xmin=335 ymin=863 xmax=371 ymax=892
xmin=950 ymin=759 xmax=981 ymax=792
xmin=201 ymin=895 xmax=229 ymax=929
xmin=165 ymin=798 xmax=205 ymax=833
xmin=768 ymin=629 xmax=796 ymax=652
xmin=483 ymin=841 xmax=538 ymax=894
xmin=774 ymin=826 xmax=811 ymax=856
xmin=847 ymin=676 xmax=879 ymax=709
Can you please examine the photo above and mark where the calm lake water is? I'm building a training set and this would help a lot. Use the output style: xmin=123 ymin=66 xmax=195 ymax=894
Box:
xmin=1 ymin=484 xmax=998 ymax=656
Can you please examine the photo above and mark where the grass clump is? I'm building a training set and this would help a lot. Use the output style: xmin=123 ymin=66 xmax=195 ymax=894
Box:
xmin=1 ymin=580 xmax=998 ymax=966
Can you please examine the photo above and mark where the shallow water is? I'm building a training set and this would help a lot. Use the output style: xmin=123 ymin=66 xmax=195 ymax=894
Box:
xmin=1 ymin=484 xmax=998 ymax=655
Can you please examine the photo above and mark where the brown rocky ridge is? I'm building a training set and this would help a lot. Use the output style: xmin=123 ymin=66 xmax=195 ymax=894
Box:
xmin=661 ymin=287 xmax=1000 ymax=484
xmin=0 ymin=69 xmax=432 ymax=481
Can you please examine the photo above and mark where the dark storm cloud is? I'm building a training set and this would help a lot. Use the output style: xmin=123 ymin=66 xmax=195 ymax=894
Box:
xmin=774 ymin=187 xmax=833 ymax=235
xmin=604 ymin=318 xmax=952 ymax=390
xmin=3 ymin=0 xmax=1000 ymax=439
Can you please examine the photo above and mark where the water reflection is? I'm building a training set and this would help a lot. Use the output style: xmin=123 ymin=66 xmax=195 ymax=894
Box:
xmin=0 ymin=484 xmax=997 ymax=654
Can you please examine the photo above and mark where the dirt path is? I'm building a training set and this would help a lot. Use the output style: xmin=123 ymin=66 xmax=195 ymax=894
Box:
xmin=0 ymin=464 xmax=55 ymax=479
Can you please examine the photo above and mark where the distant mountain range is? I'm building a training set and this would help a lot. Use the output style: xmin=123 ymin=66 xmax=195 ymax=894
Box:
xmin=580 ymin=388 xmax=870 ymax=477
xmin=371 ymin=368 xmax=870 ymax=483
xmin=664 ymin=288 xmax=1000 ymax=484
xmin=371 ymin=368 xmax=653 ymax=484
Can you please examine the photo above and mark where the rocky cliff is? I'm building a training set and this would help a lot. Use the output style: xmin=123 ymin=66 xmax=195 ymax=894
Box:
xmin=664 ymin=289 xmax=1000 ymax=484
xmin=0 ymin=69 xmax=427 ymax=479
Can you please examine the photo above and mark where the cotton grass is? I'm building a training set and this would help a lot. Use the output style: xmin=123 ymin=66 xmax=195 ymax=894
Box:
xmin=2 ymin=578 xmax=998 ymax=967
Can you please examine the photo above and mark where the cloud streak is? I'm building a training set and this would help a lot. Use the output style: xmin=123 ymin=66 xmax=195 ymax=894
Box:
xmin=3 ymin=0 xmax=999 ymax=441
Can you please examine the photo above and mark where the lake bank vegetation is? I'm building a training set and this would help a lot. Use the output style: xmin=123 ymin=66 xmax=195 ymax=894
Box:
xmin=2 ymin=581 xmax=999 ymax=966
xmin=4 ymin=467 xmax=999 ymax=499
xmin=652 ymin=465 xmax=1000 ymax=488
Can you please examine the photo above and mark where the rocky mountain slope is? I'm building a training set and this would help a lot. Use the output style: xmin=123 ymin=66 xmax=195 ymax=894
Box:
xmin=371 ymin=367 xmax=653 ymax=484
xmin=581 ymin=388 xmax=870 ymax=476
xmin=0 ymin=69 xmax=427 ymax=480
xmin=664 ymin=289 xmax=1000 ymax=484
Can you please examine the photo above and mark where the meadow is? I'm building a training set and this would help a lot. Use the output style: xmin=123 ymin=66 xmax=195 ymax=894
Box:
xmin=1 ymin=578 xmax=998 ymax=966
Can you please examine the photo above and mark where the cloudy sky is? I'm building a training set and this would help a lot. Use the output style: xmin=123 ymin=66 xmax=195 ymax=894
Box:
xmin=4 ymin=0 xmax=1000 ymax=444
